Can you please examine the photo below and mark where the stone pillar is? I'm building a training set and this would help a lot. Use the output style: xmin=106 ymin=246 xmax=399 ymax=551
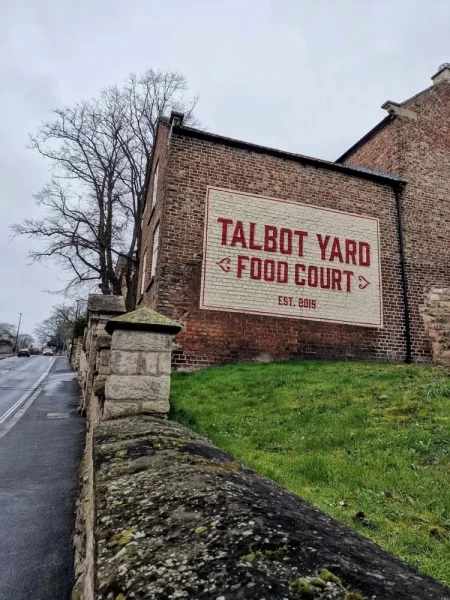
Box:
xmin=103 ymin=308 xmax=182 ymax=419
xmin=72 ymin=336 xmax=83 ymax=371
xmin=80 ymin=294 xmax=126 ymax=414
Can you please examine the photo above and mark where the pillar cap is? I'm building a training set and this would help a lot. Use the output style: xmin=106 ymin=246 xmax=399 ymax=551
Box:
xmin=87 ymin=294 xmax=126 ymax=315
xmin=105 ymin=308 xmax=183 ymax=335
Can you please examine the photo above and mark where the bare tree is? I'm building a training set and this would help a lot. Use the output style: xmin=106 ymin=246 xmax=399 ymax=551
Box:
xmin=0 ymin=323 xmax=33 ymax=347
xmin=12 ymin=69 xmax=198 ymax=309
xmin=0 ymin=323 xmax=16 ymax=335
xmin=34 ymin=303 xmax=81 ymax=350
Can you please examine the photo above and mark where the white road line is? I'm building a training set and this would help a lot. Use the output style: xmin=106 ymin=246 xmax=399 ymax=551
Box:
xmin=1 ymin=370 xmax=10 ymax=374
xmin=0 ymin=359 xmax=55 ymax=425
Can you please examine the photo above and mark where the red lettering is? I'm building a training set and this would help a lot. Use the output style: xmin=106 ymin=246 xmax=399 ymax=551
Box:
xmin=231 ymin=221 xmax=247 ymax=248
xmin=294 ymin=231 xmax=308 ymax=257
xmin=332 ymin=269 xmax=342 ymax=290
xmin=329 ymin=237 xmax=343 ymax=263
xmin=308 ymin=266 xmax=318 ymax=287
xmin=317 ymin=234 xmax=330 ymax=260
xmin=295 ymin=264 xmax=306 ymax=285
xmin=359 ymin=242 xmax=371 ymax=267
xmin=320 ymin=267 xmax=331 ymax=289
xmin=342 ymin=270 xmax=354 ymax=292
xmin=264 ymin=259 xmax=275 ymax=281
xmin=217 ymin=218 xmax=233 ymax=245
xmin=279 ymin=228 xmax=292 ymax=255
xmin=277 ymin=261 xmax=289 ymax=283
xmin=237 ymin=255 xmax=248 ymax=278
xmin=345 ymin=239 xmax=357 ymax=265
xmin=250 ymin=257 xmax=262 ymax=279
xmin=264 ymin=226 xmax=278 ymax=252
xmin=249 ymin=223 xmax=262 ymax=250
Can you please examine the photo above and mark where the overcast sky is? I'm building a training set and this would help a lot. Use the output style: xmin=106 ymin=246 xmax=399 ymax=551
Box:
xmin=1 ymin=0 xmax=449 ymax=336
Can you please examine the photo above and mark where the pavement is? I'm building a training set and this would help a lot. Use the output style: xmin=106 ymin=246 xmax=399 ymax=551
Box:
xmin=0 ymin=357 xmax=85 ymax=600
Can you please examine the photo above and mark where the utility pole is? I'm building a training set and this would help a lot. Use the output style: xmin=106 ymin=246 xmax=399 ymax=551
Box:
xmin=14 ymin=312 xmax=22 ymax=354
xmin=68 ymin=300 xmax=80 ymax=364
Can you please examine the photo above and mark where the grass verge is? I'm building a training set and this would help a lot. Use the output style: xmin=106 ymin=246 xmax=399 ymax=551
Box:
xmin=169 ymin=361 xmax=450 ymax=586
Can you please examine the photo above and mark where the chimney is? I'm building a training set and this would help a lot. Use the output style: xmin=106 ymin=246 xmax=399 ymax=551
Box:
xmin=169 ymin=111 xmax=184 ymax=127
xmin=431 ymin=63 xmax=450 ymax=85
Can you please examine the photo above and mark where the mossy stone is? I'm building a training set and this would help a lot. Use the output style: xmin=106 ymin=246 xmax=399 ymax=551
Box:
xmin=317 ymin=568 xmax=342 ymax=586
xmin=289 ymin=578 xmax=314 ymax=598
xmin=105 ymin=308 xmax=182 ymax=335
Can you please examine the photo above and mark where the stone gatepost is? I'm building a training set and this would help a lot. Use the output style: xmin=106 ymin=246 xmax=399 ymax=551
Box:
xmin=80 ymin=294 xmax=126 ymax=414
xmin=103 ymin=308 xmax=182 ymax=419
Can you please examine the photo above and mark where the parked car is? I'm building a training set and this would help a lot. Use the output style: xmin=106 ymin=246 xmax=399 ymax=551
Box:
xmin=42 ymin=349 xmax=54 ymax=356
xmin=18 ymin=349 xmax=30 ymax=357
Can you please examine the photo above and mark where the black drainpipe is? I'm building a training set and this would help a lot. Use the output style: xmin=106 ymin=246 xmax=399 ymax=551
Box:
xmin=394 ymin=184 xmax=412 ymax=363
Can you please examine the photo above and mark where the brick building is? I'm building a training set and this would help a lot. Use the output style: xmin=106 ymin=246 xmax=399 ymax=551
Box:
xmin=137 ymin=65 xmax=450 ymax=369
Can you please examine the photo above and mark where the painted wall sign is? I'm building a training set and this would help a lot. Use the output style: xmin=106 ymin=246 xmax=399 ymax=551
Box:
xmin=200 ymin=187 xmax=383 ymax=327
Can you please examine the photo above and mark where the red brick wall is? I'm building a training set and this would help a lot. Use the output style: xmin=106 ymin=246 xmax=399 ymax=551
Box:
xmin=343 ymin=80 xmax=450 ymax=362
xmin=139 ymin=129 xmax=407 ymax=369
xmin=340 ymin=118 xmax=401 ymax=177
xmin=138 ymin=121 xmax=171 ymax=309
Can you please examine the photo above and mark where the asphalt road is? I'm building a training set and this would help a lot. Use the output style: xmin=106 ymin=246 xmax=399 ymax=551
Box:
xmin=0 ymin=357 xmax=85 ymax=600
xmin=0 ymin=356 xmax=53 ymax=427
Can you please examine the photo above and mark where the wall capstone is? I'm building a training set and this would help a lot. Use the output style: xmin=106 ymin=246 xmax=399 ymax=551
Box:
xmin=103 ymin=308 xmax=182 ymax=419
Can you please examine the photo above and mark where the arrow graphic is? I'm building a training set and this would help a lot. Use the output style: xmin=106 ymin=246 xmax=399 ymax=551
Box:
xmin=358 ymin=275 xmax=371 ymax=290
xmin=216 ymin=257 xmax=232 ymax=273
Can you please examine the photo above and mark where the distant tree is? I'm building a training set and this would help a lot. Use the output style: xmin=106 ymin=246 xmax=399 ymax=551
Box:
xmin=72 ymin=315 xmax=87 ymax=339
xmin=35 ymin=303 xmax=81 ymax=351
xmin=0 ymin=324 xmax=33 ymax=349
xmin=0 ymin=322 xmax=15 ymax=335
xmin=12 ymin=69 xmax=198 ymax=310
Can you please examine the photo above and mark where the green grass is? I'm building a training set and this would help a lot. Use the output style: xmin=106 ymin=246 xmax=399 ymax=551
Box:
xmin=169 ymin=361 xmax=450 ymax=586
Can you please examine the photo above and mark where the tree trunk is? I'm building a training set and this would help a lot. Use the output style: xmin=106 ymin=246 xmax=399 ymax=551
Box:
xmin=124 ymin=261 xmax=137 ymax=311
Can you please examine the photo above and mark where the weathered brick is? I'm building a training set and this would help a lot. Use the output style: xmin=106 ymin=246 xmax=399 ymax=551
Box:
xmin=137 ymin=74 xmax=450 ymax=368
xmin=341 ymin=71 xmax=450 ymax=363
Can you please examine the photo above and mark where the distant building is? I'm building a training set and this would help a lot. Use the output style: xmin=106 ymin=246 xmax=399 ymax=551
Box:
xmin=138 ymin=64 xmax=450 ymax=368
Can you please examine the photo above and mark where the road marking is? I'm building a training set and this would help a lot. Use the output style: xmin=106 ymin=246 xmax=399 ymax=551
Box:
xmin=1 ymin=370 xmax=10 ymax=374
xmin=0 ymin=359 xmax=55 ymax=425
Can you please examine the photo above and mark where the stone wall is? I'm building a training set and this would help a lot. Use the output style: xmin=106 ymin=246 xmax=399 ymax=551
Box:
xmin=72 ymin=297 xmax=450 ymax=599
xmin=420 ymin=288 xmax=450 ymax=365
xmin=71 ymin=337 xmax=84 ymax=371
xmin=77 ymin=295 xmax=126 ymax=416
xmin=73 ymin=303 xmax=183 ymax=599
xmin=75 ymin=415 xmax=450 ymax=599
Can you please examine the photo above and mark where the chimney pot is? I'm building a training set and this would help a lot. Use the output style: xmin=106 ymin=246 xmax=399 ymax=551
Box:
xmin=431 ymin=63 xmax=450 ymax=85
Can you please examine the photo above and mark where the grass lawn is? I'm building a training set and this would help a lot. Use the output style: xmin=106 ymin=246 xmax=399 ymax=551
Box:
xmin=169 ymin=361 xmax=450 ymax=586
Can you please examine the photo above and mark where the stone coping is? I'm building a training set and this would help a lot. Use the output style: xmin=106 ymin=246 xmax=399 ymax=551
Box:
xmin=105 ymin=308 xmax=183 ymax=335
xmin=87 ymin=294 xmax=126 ymax=315
xmin=91 ymin=417 xmax=450 ymax=599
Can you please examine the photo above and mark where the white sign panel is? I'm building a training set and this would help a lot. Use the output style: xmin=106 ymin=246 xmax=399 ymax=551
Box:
xmin=200 ymin=187 xmax=383 ymax=327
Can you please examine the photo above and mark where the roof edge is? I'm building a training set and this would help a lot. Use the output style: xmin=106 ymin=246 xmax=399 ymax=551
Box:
xmin=173 ymin=124 xmax=404 ymax=189
xmin=336 ymin=115 xmax=394 ymax=163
